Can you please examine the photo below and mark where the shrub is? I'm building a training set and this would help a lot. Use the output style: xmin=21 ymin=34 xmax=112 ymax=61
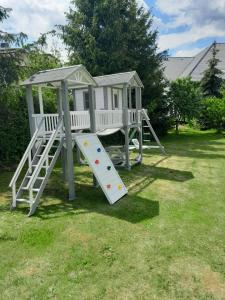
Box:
xmin=200 ymin=96 xmax=225 ymax=133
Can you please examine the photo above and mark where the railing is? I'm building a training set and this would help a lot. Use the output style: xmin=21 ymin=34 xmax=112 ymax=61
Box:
xmin=128 ymin=109 xmax=141 ymax=125
xmin=32 ymin=109 xmax=141 ymax=133
xmin=95 ymin=110 xmax=123 ymax=130
xmin=9 ymin=119 xmax=45 ymax=207
xmin=33 ymin=111 xmax=91 ymax=133
xmin=27 ymin=117 xmax=63 ymax=191
xmin=70 ymin=111 xmax=90 ymax=130
xmin=33 ymin=114 xmax=59 ymax=134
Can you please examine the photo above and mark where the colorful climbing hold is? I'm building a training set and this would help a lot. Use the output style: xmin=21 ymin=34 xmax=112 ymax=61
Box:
xmin=95 ymin=159 xmax=100 ymax=165
xmin=106 ymin=184 xmax=111 ymax=189
xmin=107 ymin=166 xmax=111 ymax=171
xmin=97 ymin=148 xmax=101 ymax=152
xmin=118 ymin=184 xmax=123 ymax=190
xmin=83 ymin=140 xmax=89 ymax=147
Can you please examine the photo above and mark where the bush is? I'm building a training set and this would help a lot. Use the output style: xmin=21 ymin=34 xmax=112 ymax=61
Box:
xmin=0 ymin=87 xmax=29 ymax=167
xmin=200 ymin=96 xmax=225 ymax=133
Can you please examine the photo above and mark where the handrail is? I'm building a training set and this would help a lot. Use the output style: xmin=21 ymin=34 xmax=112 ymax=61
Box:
xmin=27 ymin=117 xmax=63 ymax=190
xmin=9 ymin=118 xmax=45 ymax=187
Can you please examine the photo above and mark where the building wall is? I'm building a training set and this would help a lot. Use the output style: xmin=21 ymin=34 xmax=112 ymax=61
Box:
xmin=74 ymin=87 xmax=123 ymax=111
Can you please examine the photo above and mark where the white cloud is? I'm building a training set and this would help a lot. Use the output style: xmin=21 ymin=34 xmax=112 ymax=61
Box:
xmin=1 ymin=0 xmax=70 ymax=39
xmin=158 ymin=25 xmax=225 ymax=50
xmin=156 ymin=0 xmax=225 ymax=53
xmin=175 ymin=47 xmax=204 ymax=57
xmin=1 ymin=0 xmax=70 ymax=61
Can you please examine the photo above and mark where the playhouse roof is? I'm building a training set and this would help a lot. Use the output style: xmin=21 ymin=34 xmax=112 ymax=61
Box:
xmin=94 ymin=71 xmax=144 ymax=88
xmin=22 ymin=65 xmax=97 ymax=88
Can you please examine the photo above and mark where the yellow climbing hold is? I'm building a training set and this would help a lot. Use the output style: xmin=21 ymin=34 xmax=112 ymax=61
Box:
xmin=118 ymin=184 xmax=123 ymax=190
xmin=83 ymin=140 xmax=89 ymax=147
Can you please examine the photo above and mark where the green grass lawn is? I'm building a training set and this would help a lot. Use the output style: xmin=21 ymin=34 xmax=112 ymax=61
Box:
xmin=0 ymin=127 xmax=225 ymax=299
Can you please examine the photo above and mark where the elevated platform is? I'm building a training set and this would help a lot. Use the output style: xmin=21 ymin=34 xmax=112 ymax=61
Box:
xmin=32 ymin=109 xmax=142 ymax=134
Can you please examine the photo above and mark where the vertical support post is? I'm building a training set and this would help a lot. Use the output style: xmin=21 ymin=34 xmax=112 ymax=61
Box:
xmin=26 ymin=85 xmax=35 ymax=137
xmin=103 ymin=87 xmax=108 ymax=109
xmin=136 ymin=87 xmax=143 ymax=163
xmin=57 ymin=88 xmax=67 ymax=180
xmin=129 ymin=86 xmax=132 ymax=109
xmin=122 ymin=84 xmax=130 ymax=170
xmin=72 ymin=89 xmax=77 ymax=111
xmin=61 ymin=80 xmax=75 ymax=200
xmin=88 ymin=85 xmax=98 ymax=186
xmin=38 ymin=86 xmax=44 ymax=115
xmin=88 ymin=85 xmax=96 ymax=132
xmin=72 ymin=89 xmax=82 ymax=164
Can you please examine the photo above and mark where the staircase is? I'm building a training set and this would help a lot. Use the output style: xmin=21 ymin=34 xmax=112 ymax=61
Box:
xmin=9 ymin=117 xmax=63 ymax=216
xmin=141 ymin=109 xmax=166 ymax=155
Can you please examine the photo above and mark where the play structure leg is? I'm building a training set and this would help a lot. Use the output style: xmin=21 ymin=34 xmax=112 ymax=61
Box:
xmin=124 ymin=127 xmax=131 ymax=170
xmin=61 ymin=80 xmax=76 ymax=200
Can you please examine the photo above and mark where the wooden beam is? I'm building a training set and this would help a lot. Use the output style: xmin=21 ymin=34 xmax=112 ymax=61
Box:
xmin=72 ymin=89 xmax=77 ymax=111
xmin=38 ymin=86 xmax=44 ymax=114
xmin=122 ymin=84 xmax=130 ymax=170
xmin=61 ymin=80 xmax=75 ymax=200
xmin=57 ymin=88 xmax=66 ymax=180
xmin=88 ymin=85 xmax=96 ymax=132
xmin=26 ymin=85 xmax=35 ymax=137
xmin=129 ymin=86 xmax=132 ymax=109
xmin=136 ymin=87 xmax=143 ymax=163
xmin=103 ymin=87 xmax=108 ymax=109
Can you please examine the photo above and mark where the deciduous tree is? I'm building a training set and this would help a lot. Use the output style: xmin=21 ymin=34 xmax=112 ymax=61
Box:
xmin=61 ymin=0 xmax=169 ymax=134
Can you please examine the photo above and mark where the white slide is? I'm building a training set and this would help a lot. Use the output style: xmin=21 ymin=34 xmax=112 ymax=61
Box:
xmin=75 ymin=134 xmax=128 ymax=204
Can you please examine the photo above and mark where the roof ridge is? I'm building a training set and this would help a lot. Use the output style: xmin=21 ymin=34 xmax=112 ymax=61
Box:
xmin=185 ymin=45 xmax=213 ymax=77
xmin=169 ymin=57 xmax=194 ymax=59
xmin=38 ymin=65 xmax=82 ymax=74
xmin=94 ymin=71 xmax=135 ymax=79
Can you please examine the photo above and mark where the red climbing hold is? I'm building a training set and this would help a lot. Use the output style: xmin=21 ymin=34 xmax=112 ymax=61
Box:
xmin=95 ymin=159 xmax=100 ymax=165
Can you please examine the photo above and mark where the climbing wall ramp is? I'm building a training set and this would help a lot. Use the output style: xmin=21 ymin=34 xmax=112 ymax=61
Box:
xmin=75 ymin=134 xmax=127 ymax=205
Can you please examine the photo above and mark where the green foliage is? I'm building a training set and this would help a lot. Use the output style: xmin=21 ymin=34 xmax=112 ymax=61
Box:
xmin=0 ymin=8 xmax=60 ymax=166
xmin=200 ymin=42 xmax=223 ymax=98
xmin=0 ymin=87 xmax=29 ymax=165
xmin=168 ymin=78 xmax=202 ymax=133
xmin=61 ymin=0 xmax=169 ymax=134
xmin=200 ymin=95 xmax=225 ymax=133
xmin=0 ymin=5 xmax=10 ymax=22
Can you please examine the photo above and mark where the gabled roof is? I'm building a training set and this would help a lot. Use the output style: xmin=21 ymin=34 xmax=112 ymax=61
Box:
xmin=163 ymin=57 xmax=193 ymax=81
xmin=164 ymin=43 xmax=225 ymax=81
xmin=22 ymin=65 xmax=97 ymax=88
xmin=94 ymin=71 xmax=144 ymax=88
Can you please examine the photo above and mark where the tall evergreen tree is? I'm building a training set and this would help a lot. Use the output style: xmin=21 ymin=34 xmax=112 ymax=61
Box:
xmin=201 ymin=42 xmax=223 ymax=98
xmin=61 ymin=0 xmax=169 ymax=134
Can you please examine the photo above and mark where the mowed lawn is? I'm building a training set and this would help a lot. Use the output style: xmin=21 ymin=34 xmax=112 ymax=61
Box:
xmin=0 ymin=127 xmax=225 ymax=299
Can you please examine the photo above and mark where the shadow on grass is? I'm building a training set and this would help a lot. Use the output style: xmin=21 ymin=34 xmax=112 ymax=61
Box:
xmin=162 ymin=131 xmax=225 ymax=160
xmin=11 ymin=160 xmax=193 ymax=223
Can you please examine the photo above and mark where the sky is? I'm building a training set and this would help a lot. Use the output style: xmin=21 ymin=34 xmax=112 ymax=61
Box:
xmin=1 ymin=0 xmax=225 ymax=59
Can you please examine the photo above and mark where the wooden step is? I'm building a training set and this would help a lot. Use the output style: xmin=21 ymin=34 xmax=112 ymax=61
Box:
xmin=21 ymin=187 xmax=40 ymax=192
xmin=26 ymin=176 xmax=45 ymax=180
xmin=16 ymin=198 xmax=33 ymax=204
xmin=36 ymin=155 xmax=54 ymax=158
xmin=32 ymin=164 xmax=48 ymax=169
